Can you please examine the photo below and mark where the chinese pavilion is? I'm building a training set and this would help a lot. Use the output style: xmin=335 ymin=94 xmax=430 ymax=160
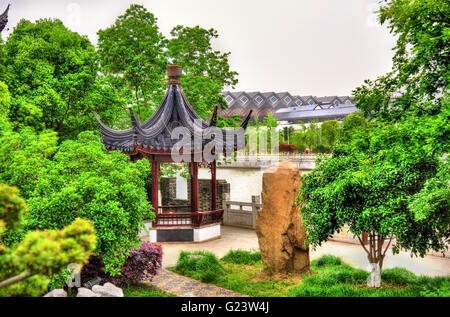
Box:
xmin=0 ymin=4 xmax=9 ymax=33
xmin=95 ymin=65 xmax=252 ymax=242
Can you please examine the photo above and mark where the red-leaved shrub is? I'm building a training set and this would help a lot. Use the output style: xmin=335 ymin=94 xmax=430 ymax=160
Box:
xmin=80 ymin=242 xmax=163 ymax=286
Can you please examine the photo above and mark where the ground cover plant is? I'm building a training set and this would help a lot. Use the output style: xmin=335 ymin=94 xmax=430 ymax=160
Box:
xmin=122 ymin=282 xmax=176 ymax=297
xmin=171 ymin=252 xmax=450 ymax=297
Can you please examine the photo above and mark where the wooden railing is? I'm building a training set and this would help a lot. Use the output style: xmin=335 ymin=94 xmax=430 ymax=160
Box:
xmin=158 ymin=205 xmax=191 ymax=213
xmin=153 ymin=209 xmax=224 ymax=228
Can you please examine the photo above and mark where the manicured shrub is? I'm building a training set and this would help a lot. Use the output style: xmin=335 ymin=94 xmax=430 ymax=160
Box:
xmin=23 ymin=131 xmax=153 ymax=275
xmin=117 ymin=242 xmax=163 ymax=284
xmin=381 ymin=267 xmax=418 ymax=285
xmin=175 ymin=251 xmax=225 ymax=283
xmin=311 ymin=255 xmax=342 ymax=267
xmin=221 ymin=249 xmax=261 ymax=265
xmin=419 ymin=278 xmax=450 ymax=297
xmin=300 ymin=265 xmax=368 ymax=288
xmin=80 ymin=242 xmax=163 ymax=286
xmin=0 ymin=184 xmax=96 ymax=296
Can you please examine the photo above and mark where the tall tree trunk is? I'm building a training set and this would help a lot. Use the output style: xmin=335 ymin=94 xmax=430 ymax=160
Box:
xmin=358 ymin=231 xmax=392 ymax=288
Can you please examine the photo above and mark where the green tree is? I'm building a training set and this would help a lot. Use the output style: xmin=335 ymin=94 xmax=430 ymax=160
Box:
xmin=298 ymin=118 xmax=449 ymax=287
xmin=289 ymin=130 xmax=307 ymax=153
xmin=167 ymin=25 xmax=238 ymax=118
xmin=338 ymin=112 xmax=368 ymax=144
xmin=320 ymin=120 xmax=339 ymax=149
xmin=217 ymin=114 xmax=242 ymax=128
xmin=304 ymin=120 xmax=320 ymax=151
xmin=0 ymin=128 xmax=58 ymax=198
xmin=23 ymin=131 xmax=153 ymax=275
xmin=353 ymin=0 xmax=449 ymax=119
xmin=0 ymin=184 xmax=96 ymax=296
xmin=0 ymin=18 xmax=121 ymax=140
xmin=97 ymin=4 xmax=167 ymax=120
xmin=0 ymin=81 xmax=11 ymax=133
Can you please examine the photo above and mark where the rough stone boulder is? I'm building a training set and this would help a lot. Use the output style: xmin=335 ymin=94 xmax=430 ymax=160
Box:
xmin=92 ymin=282 xmax=124 ymax=297
xmin=256 ymin=161 xmax=310 ymax=273
xmin=77 ymin=287 xmax=100 ymax=297
xmin=44 ymin=289 xmax=67 ymax=297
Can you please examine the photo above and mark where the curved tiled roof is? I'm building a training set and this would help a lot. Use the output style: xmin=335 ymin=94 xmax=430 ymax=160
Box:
xmin=0 ymin=4 xmax=9 ymax=33
xmin=95 ymin=67 xmax=252 ymax=155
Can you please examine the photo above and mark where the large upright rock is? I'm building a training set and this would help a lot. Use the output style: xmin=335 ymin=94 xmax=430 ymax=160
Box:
xmin=256 ymin=161 xmax=309 ymax=273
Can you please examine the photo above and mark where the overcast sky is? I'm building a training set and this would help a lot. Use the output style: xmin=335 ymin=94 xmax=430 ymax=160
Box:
xmin=3 ymin=0 xmax=396 ymax=96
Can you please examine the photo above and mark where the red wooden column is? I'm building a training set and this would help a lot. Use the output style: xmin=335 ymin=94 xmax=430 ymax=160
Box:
xmin=211 ymin=160 xmax=217 ymax=210
xmin=190 ymin=161 xmax=199 ymax=212
xmin=151 ymin=159 xmax=160 ymax=213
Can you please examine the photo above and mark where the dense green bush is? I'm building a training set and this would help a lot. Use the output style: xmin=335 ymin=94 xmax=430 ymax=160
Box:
xmin=23 ymin=131 xmax=153 ymax=275
xmin=1 ymin=18 xmax=122 ymax=139
xmin=311 ymin=255 xmax=342 ymax=267
xmin=419 ymin=278 xmax=450 ymax=297
xmin=381 ymin=268 xmax=418 ymax=285
xmin=221 ymin=249 xmax=261 ymax=265
xmin=0 ymin=183 xmax=96 ymax=296
xmin=175 ymin=251 xmax=225 ymax=283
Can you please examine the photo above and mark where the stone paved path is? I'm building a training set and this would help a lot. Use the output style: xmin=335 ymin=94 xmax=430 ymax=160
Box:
xmin=150 ymin=268 xmax=247 ymax=297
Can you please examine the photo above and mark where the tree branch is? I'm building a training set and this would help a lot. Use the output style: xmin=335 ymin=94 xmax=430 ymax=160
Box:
xmin=0 ymin=272 xmax=32 ymax=289
xmin=382 ymin=236 xmax=393 ymax=258
xmin=357 ymin=235 xmax=370 ymax=256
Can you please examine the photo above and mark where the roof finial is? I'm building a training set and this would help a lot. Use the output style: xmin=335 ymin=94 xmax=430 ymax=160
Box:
xmin=167 ymin=65 xmax=182 ymax=85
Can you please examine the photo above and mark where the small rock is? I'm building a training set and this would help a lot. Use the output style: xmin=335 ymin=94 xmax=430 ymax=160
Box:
xmin=77 ymin=287 xmax=100 ymax=297
xmin=92 ymin=282 xmax=123 ymax=297
xmin=44 ymin=289 xmax=67 ymax=297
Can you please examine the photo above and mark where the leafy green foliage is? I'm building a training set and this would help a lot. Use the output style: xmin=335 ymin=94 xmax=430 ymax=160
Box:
xmin=1 ymin=19 xmax=121 ymax=139
xmin=168 ymin=25 xmax=238 ymax=118
xmin=174 ymin=251 xmax=225 ymax=283
xmin=0 ymin=81 xmax=10 ymax=120
xmin=419 ymin=279 xmax=450 ymax=297
xmin=13 ymin=218 xmax=96 ymax=276
xmin=311 ymin=255 xmax=342 ymax=267
xmin=221 ymin=249 xmax=261 ymax=265
xmin=353 ymin=0 xmax=449 ymax=119
xmin=299 ymin=1 xmax=450 ymax=264
xmin=97 ymin=4 xmax=167 ymax=120
xmin=23 ymin=131 xmax=153 ymax=275
xmin=287 ymin=119 xmax=343 ymax=154
xmin=97 ymin=5 xmax=238 ymax=122
xmin=0 ymin=184 xmax=28 ymax=240
xmin=0 ymin=128 xmax=58 ymax=198
xmin=381 ymin=267 xmax=418 ymax=285
xmin=0 ymin=81 xmax=11 ymax=135
xmin=0 ymin=184 xmax=96 ymax=296
xmin=298 ymin=113 xmax=449 ymax=271
xmin=287 ymin=255 xmax=449 ymax=297
xmin=216 ymin=114 xmax=242 ymax=128
xmin=173 ymin=253 xmax=448 ymax=297
xmin=122 ymin=282 xmax=176 ymax=297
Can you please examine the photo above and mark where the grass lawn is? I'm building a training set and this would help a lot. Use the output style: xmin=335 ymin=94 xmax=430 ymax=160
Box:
xmin=122 ymin=281 xmax=177 ymax=297
xmin=169 ymin=251 xmax=450 ymax=297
